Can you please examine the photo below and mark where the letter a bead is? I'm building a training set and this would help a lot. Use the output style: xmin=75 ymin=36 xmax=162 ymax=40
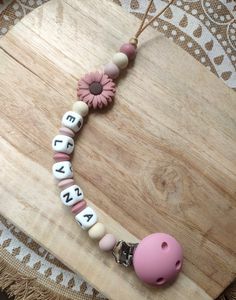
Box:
xmin=60 ymin=184 xmax=84 ymax=206
xmin=62 ymin=111 xmax=83 ymax=133
xmin=75 ymin=207 xmax=97 ymax=230
xmin=52 ymin=135 xmax=74 ymax=154
xmin=52 ymin=161 xmax=73 ymax=180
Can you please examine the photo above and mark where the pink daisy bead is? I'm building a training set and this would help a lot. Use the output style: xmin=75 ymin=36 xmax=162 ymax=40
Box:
xmin=53 ymin=152 xmax=71 ymax=162
xmin=77 ymin=71 xmax=116 ymax=109
xmin=59 ymin=127 xmax=75 ymax=138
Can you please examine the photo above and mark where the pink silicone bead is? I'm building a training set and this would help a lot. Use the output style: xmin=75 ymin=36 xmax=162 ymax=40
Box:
xmin=59 ymin=127 xmax=75 ymax=138
xmin=58 ymin=179 xmax=75 ymax=189
xmin=103 ymin=62 xmax=120 ymax=79
xmin=99 ymin=234 xmax=117 ymax=251
xmin=53 ymin=152 xmax=71 ymax=162
xmin=71 ymin=200 xmax=87 ymax=214
xmin=120 ymin=43 xmax=137 ymax=60
xmin=133 ymin=233 xmax=183 ymax=286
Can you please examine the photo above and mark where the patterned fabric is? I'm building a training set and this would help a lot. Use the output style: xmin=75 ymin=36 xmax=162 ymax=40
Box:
xmin=0 ymin=1 xmax=235 ymax=299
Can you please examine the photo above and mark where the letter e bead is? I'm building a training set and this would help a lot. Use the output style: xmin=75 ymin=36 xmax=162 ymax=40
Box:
xmin=60 ymin=184 xmax=84 ymax=206
xmin=75 ymin=207 xmax=97 ymax=230
xmin=62 ymin=111 xmax=83 ymax=133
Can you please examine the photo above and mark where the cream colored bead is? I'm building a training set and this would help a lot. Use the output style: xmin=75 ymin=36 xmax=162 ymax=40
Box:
xmin=88 ymin=223 xmax=106 ymax=240
xmin=112 ymin=52 xmax=129 ymax=69
xmin=72 ymin=101 xmax=89 ymax=117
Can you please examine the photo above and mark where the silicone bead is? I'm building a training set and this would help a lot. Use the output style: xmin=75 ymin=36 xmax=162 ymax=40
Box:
xmin=59 ymin=127 xmax=75 ymax=138
xmin=75 ymin=206 xmax=97 ymax=230
xmin=60 ymin=184 xmax=84 ymax=206
xmin=120 ymin=43 xmax=136 ymax=60
xmin=88 ymin=223 xmax=106 ymax=240
xmin=52 ymin=161 xmax=73 ymax=180
xmin=62 ymin=111 xmax=83 ymax=133
xmin=133 ymin=233 xmax=183 ymax=286
xmin=53 ymin=153 xmax=71 ymax=162
xmin=103 ymin=62 xmax=120 ymax=79
xmin=99 ymin=234 xmax=117 ymax=251
xmin=58 ymin=179 xmax=74 ymax=189
xmin=71 ymin=200 xmax=87 ymax=214
xmin=52 ymin=135 xmax=74 ymax=155
xmin=72 ymin=101 xmax=89 ymax=117
xmin=112 ymin=52 xmax=129 ymax=69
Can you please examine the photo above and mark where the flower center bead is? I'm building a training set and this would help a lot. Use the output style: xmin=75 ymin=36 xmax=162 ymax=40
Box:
xmin=89 ymin=82 xmax=103 ymax=95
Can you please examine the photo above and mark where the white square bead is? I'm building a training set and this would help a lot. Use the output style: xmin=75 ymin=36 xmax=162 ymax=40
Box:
xmin=75 ymin=207 xmax=97 ymax=230
xmin=60 ymin=184 xmax=84 ymax=206
xmin=52 ymin=161 xmax=73 ymax=180
xmin=62 ymin=111 xmax=83 ymax=133
xmin=52 ymin=135 xmax=74 ymax=154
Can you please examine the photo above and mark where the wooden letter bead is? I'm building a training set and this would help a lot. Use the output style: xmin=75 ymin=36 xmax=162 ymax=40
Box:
xmin=75 ymin=207 xmax=97 ymax=230
xmin=52 ymin=161 xmax=73 ymax=180
xmin=52 ymin=135 xmax=74 ymax=154
xmin=88 ymin=222 xmax=106 ymax=240
xmin=60 ymin=184 xmax=84 ymax=206
xmin=61 ymin=111 xmax=83 ymax=133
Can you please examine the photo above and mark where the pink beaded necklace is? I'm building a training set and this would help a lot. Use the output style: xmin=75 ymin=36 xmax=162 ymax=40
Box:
xmin=52 ymin=0 xmax=183 ymax=287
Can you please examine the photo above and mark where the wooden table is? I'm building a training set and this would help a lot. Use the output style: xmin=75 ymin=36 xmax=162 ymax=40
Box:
xmin=0 ymin=0 xmax=235 ymax=299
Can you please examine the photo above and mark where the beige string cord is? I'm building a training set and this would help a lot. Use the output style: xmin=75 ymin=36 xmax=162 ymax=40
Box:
xmin=130 ymin=0 xmax=175 ymax=46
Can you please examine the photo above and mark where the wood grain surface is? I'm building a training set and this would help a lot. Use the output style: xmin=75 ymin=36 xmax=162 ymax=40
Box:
xmin=0 ymin=0 xmax=235 ymax=299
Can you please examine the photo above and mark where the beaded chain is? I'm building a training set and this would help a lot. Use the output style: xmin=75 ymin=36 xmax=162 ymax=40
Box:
xmin=51 ymin=0 xmax=183 ymax=287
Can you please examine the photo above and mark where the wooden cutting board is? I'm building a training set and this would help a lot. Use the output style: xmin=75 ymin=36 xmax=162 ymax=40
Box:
xmin=0 ymin=0 xmax=235 ymax=299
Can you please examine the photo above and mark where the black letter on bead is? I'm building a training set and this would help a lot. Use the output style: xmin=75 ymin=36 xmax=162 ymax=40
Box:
xmin=83 ymin=214 xmax=93 ymax=222
xmin=56 ymin=166 xmax=65 ymax=173
xmin=63 ymin=192 xmax=73 ymax=203
xmin=54 ymin=140 xmax=63 ymax=146
xmin=77 ymin=120 xmax=82 ymax=129
xmin=67 ymin=142 xmax=73 ymax=149
xmin=74 ymin=187 xmax=82 ymax=197
xmin=66 ymin=115 xmax=76 ymax=123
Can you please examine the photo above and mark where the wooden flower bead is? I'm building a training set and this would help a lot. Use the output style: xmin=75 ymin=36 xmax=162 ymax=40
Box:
xmin=72 ymin=101 xmax=89 ymax=117
xmin=112 ymin=52 xmax=129 ymax=69
xmin=88 ymin=222 xmax=106 ymax=240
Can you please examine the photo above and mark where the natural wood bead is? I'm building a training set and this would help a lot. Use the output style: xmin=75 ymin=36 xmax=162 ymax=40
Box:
xmin=88 ymin=222 xmax=106 ymax=240
xmin=99 ymin=234 xmax=117 ymax=251
xmin=60 ymin=184 xmax=84 ymax=206
xmin=72 ymin=101 xmax=89 ymax=117
xmin=129 ymin=37 xmax=138 ymax=47
xmin=61 ymin=111 xmax=83 ymax=133
xmin=52 ymin=161 xmax=73 ymax=180
xmin=112 ymin=52 xmax=129 ymax=69
xmin=75 ymin=206 xmax=97 ymax=230
xmin=52 ymin=134 xmax=74 ymax=154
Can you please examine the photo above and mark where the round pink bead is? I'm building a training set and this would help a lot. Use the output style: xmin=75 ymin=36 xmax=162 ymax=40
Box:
xmin=71 ymin=200 xmax=87 ymax=214
xmin=133 ymin=233 xmax=183 ymax=286
xmin=99 ymin=234 xmax=117 ymax=251
xmin=120 ymin=43 xmax=136 ymax=60
xmin=53 ymin=152 xmax=71 ymax=162
xmin=58 ymin=179 xmax=75 ymax=189
xmin=59 ymin=127 xmax=75 ymax=138
xmin=103 ymin=63 xmax=120 ymax=79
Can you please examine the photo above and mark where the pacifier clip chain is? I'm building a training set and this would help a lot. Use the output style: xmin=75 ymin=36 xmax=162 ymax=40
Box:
xmin=52 ymin=0 xmax=183 ymax=287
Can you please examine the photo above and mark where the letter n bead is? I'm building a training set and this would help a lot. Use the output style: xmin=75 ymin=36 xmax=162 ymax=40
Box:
xmin=62 ymin=111 xmax=83 ymax=133
xmin=52 ymin=135 xmax=74 ymax=154
xmin=75 ymin=207 xmax=97 ymax=230
xmin=52 ymin=161 xmax=73 ymax=180
xmin=60 ymin=184 xmax=84 ymax=206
